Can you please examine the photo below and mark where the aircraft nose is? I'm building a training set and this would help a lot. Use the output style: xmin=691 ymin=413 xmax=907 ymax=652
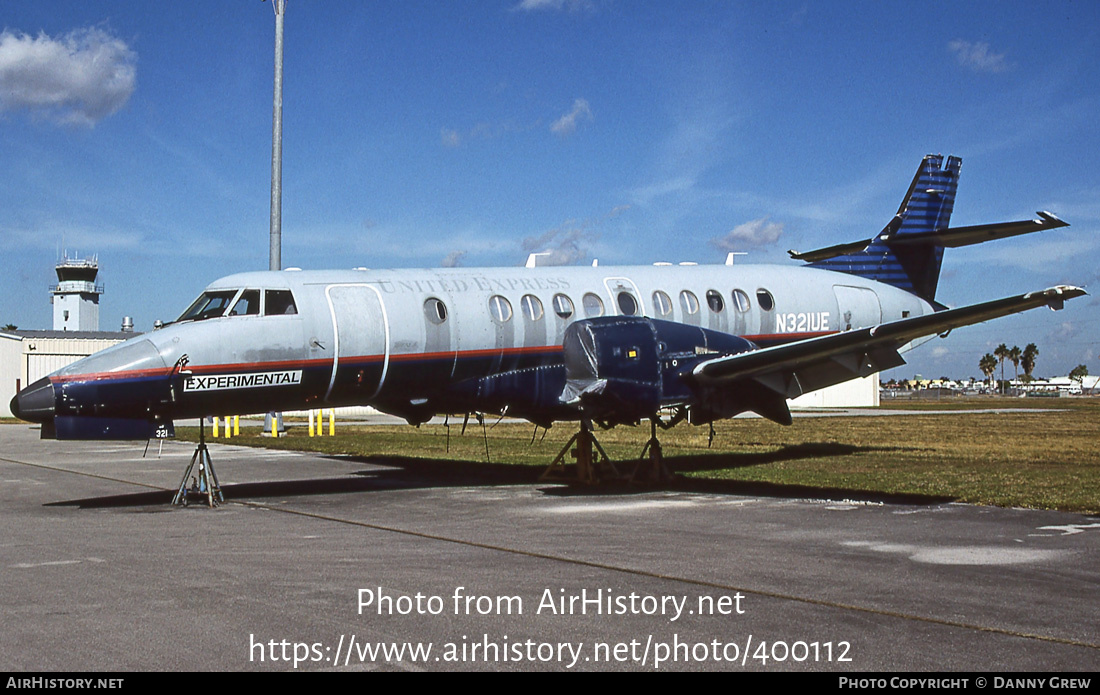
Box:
xmin=11 ymin=377 xmax=55 ymax=424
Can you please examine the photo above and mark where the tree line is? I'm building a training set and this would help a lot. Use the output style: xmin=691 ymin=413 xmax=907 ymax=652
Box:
xmin=979 ymin=343 xmax=1091 ymax=394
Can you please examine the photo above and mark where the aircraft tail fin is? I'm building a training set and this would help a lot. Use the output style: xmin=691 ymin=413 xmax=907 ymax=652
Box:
xmin=789 ymin=155 xmax=1070 ymax=303
xmin=791 ymin=154 xmax=961 ymax=302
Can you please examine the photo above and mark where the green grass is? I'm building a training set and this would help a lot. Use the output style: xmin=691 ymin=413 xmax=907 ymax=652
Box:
xmin=177 ymin=397 xmax=1100 ymax=514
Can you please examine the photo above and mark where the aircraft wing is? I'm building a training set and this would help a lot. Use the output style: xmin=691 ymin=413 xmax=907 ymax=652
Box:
xmin=689 ymin=285 xmax=1086 ymax=399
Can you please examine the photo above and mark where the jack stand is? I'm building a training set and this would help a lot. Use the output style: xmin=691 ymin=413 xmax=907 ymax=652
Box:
xmin=540 ymin=419 xmax=623 ymax=484
xmin=632 ymin=419 xmax=675 ymax=484
xmin=171 ymin=420 xmax=224 ymax=507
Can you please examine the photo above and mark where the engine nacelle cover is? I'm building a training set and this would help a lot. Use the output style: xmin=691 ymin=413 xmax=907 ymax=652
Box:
xmin=560 ymin=316 xmax=756 ymax=423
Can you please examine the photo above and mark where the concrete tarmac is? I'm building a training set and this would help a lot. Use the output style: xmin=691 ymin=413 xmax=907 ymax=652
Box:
xmin=1 ymin=424 xmax=1096 ymax=672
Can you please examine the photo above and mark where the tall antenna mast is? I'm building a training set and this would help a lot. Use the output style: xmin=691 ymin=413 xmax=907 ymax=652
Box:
xmin=269 ymin=0 xmax=286 ymax=271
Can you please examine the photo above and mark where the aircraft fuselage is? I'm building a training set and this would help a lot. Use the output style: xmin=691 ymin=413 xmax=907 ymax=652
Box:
xmin=22 ymin=263 xmax=931 ymax=434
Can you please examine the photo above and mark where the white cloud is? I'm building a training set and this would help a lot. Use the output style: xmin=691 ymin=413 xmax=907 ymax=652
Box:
xmin=521 ymin=225 xmax=588 ymax=265
xmin=514 ymin=0 xmax=594 ymax=11
xmin=438 ymin=120 xmax=534 ymax=148
xmin=710 ymin=217 xmax=784 ymax=251
xmin=550 ymin=98 xmax=592 ymax=137
xmin=519 ymin=205 xmax=630 ymax=265
xmin=1049 ymin=322 xmax=1079 ymax=341
xmin=947 ymin=40 xmax=1008 ymax=74
xmin=977 ymin=232 xmax=1100 ymax=272
xmin=0 ymin=223 xmax=143 ymax=252
xmin=441 ymin=250 xmax=467 ymax=267
xmin=440 ymin=128 xmax=461 ymax=148
xmin=629 ymin=177 xmax=697 ymax=207
xmin=0 ymin=27 xmax=136 ymax=126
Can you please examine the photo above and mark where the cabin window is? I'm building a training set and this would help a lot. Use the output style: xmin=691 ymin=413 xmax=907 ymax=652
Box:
xmin=732 ymin=289 xmax=750 ymax=313
xmin=652 ymin=291 xmax=672 ymax=317
xmin=521 ymin=294 xmax=544 ymax=321
xmin=177 ymin=290 xmax=238 ymax=322
xmin=230 ymin=290 xmax=261 ymax=316
xmin=265 ymin=289 xmax=298 ymax=315
xmin=706 ymin=290 xmax=724 ymax=313
xmin=424 ymin=297 xmax=448 ymax=324
xmin=679 ymin=290 xmax=699 ymax=315
xmin=616 ymin=292 xmax=638 ymax=316
xmin=552 ymin=293 xmax=574 ymax=319
xmin=756 ymin=289 xmax=775 ymax=312
xmin=489 ymin=295 xmax=513 ymax=323
xmin=582 ymin=292 xmax=604 ymax=317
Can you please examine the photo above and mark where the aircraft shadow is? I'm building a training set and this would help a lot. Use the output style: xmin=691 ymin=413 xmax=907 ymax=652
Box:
xmin=45 ymin=441 xmax=952 ymax=509
xmin=663 ymin=441 xmax=908 ymax=473
xmin=538 ymin=442 xmax=954 ymax=506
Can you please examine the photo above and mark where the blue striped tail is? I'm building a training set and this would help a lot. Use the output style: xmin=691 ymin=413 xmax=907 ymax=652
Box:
xmin=809 ymin=154 xmax=961 ymax=302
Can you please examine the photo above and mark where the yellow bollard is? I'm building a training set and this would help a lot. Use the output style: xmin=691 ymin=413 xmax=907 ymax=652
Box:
xmin=212 ymin=416 xmax=219 ymax=438
xmin=234 ymin=416 xmax=240 ymax=436
xmin=225 ymin=418 xmax=231 ymax=439
xmin=328 ymin=409 xmax=335 ymax=436
xmin=308 ymin=409 xmax=315 ymax=437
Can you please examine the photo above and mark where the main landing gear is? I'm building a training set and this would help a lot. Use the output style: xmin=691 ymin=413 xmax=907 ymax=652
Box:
xmin=171 ymin=419 xmax=224 ymax=508
xmin=539 ymin=416 xmax=677 ymax=485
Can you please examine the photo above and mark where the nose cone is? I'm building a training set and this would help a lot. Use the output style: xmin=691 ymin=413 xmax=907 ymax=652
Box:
xmin=11 ymin=377 xmax=55 ymax=423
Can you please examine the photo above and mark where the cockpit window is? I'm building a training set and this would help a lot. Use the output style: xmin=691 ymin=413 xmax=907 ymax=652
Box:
xmin=265 ymin=290 xmax=297 ymax=315
xmin=230 ymin=290 xmax=261 ymax=316
xmin=177 ymin=290 xmax=238 ymax=321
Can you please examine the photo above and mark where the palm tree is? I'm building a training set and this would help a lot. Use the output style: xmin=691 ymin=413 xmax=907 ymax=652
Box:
xmin=1008 ymin=345 xmax=1021 ymax=393
xmin=980 ymin=353 xmax=998 ymax=393
xmin=1069 ymin=364 xmax=1089 ymax=393
xmin=994 ymin=344 xmax=1009 ymax=395
xmin=1021 ymin=343 xmax=1039 ymax=384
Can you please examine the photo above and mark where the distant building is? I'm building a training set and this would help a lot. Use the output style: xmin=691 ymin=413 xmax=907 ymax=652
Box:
xmin=791 ymin=373 xmax=879 ymax=408
xmin=1020 ymin=376 xmax=1100 ymax=396
xmin=52 ymin=256 xmax=103 ymax=331
xmin=3 ymin=256 xmax=136 ymax=418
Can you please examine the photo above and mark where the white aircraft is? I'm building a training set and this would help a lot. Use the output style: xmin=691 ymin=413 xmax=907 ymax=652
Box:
xmin=10 ymin=154 xmax=1084 ymax=483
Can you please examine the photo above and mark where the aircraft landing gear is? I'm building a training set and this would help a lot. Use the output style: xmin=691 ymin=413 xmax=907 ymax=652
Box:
xmin=540 ymin=419 xmax=624 ymax=484
xmin=171 ymin=420 xmax=224 ymax=507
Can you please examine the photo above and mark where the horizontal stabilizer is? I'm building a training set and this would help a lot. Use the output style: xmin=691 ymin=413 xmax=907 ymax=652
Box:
xmin=788 ymin=212 xmax=1068 ymax=263
xmin=787 ymin=239 xmax=874 ymax=263
xmin=689 ymin=285 xmax=1086 ymax=390
xmin=884 ymin=211 xmax=1069 ymax=248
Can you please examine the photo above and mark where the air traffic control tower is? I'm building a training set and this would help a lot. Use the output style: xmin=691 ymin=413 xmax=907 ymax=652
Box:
xmin=51 ymin=256 xmax=102 ymax=331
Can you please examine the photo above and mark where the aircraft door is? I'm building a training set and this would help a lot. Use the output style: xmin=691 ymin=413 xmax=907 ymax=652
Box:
xmin=325 ymin=284 xmax=390 ymax=403
xmin=603 ymin=277 xmax=644 ymax=316
xmin=833 ymin=285 xmax=882 ymax=331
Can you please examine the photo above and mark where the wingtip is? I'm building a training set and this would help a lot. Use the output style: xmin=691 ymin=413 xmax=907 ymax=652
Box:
xmin=1053 ymin=284 xmax=1088 ymax=298
xmin=1028 ymin=284 xmax=1087 ymax=311
xmin=1027 ymin=284 xmax=1087 ymax=298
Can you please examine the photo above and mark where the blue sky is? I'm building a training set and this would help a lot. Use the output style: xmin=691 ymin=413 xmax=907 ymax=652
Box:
xmin=1 ymin=1 xmax=1097 ymax=380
